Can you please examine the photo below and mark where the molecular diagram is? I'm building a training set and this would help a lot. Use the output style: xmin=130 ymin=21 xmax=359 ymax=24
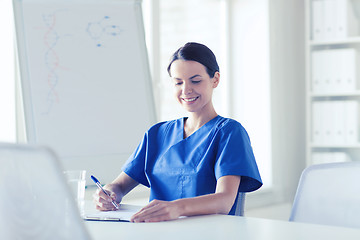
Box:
xmin=86 ymin=16 xmax=122 ymax=47
xmin=42 ymin=12 xmax=61 ymax=114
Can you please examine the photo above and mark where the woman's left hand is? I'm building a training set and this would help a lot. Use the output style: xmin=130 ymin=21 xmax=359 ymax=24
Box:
xmin=130 ymin=199 xmax=181 ymax=223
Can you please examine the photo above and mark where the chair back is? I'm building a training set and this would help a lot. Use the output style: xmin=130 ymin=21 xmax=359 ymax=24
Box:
xmin=289 ymin=162 xmax=360 ymax=228
xmin=235 ymin=192 xmax=246 ymax=216
xmin=0 ymin=143 xmax=90 ymax=239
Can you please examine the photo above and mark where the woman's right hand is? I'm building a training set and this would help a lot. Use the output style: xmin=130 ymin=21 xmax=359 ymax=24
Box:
xmin=92 ymin=184 xmax=121 ymax=211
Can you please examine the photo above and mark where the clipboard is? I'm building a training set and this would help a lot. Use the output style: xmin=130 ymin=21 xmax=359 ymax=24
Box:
xmin=84 ymin=216 xmax=130 ymax=222
xmin=83 ymin=204 xmax=141 ymax=222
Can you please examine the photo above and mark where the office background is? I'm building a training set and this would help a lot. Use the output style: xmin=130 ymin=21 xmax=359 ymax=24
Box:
xmin=0 ymin=0 xmax=305 ymax=220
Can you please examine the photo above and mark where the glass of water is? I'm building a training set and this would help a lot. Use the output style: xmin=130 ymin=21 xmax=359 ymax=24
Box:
xmin=63 ymin=170 xmax=86 ymax=217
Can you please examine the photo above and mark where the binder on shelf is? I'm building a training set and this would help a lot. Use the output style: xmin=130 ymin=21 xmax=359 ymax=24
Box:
xmin=311 ymin=48 xmax=358 ymax=94
xmin=335 ymin=0 xmax=347 ymax=38
xmin=337 ymin=0 xmax=360 ymax=38
xmin=312 ymin=101 xmax=324 ymax=144
xmin=340 ymin=48 xmax=358 ymax=92
xmin=324 ymin=49 xmax=336 ymax=93
xmin=312 ymin=101 xmax=359 ymax=145
xmin=312 ymin=0 xmax=325 ymax=40
xmin=345 ymin=100 xmax=359 ymax=144
xmin=332 ymin=101 xmax=346 ymax=144
xmin=311 ymin=0 xmax=359 ymax=41
xmin=322 ymin=101 xmax=335 ymax=143
xmin=324 ymin=0 xmax=336 ymax=39
xmin=311 ymin=51 xmax=324 ymax=93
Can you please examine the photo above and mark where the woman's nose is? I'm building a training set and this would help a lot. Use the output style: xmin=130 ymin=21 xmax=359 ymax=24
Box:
xmin=182 ymin=82 xmax=193 ymax=95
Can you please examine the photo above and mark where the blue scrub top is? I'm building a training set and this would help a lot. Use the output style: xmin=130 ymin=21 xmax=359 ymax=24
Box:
xmin=122 ymin=115 xmax=262 ymax=215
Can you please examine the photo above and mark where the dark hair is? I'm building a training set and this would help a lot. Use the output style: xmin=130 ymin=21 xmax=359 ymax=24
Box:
xmin=167 ymin=42 xmax=219 ymax=78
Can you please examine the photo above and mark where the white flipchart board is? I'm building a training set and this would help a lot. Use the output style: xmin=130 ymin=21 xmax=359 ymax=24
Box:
xmin=13 ymin=0 xmax=156 ymax=183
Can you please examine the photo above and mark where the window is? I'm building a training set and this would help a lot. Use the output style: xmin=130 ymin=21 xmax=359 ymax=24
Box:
xmin=0 ymin=0 xmax=16 ymax=143
xmin=143 ymin=0 xmax=226 ymax=121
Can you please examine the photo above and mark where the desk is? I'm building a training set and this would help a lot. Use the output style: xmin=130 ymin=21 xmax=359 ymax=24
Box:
xmin=85 ymin=213 xmax=360 ymax=240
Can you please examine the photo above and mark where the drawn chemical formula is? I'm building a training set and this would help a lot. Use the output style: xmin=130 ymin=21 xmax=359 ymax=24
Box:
xmin=86 ymin=16 xmax=122 ymax=47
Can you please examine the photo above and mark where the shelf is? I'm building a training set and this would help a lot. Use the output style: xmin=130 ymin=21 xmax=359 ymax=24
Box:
xmin=310 ymin=91 xmax=360 ymax=98
xmin=309 ymin=37 xmax=360 ymax=46
xmin=306 ymin=0 xmax=360 ymax=166
xmin=311 ymin=144 xmax=360 ymax=149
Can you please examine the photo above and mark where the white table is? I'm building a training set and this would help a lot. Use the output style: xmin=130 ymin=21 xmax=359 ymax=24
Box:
xmin=85 ymin=213 xmax=360 ymax=240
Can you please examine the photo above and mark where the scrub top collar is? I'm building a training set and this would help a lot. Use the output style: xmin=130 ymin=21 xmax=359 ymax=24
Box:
xmin=181 ymin=115 xmax=221 ymax=140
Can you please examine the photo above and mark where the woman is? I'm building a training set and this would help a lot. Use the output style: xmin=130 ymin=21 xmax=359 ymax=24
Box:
xmin=93 ymin=42 xmax=262 ymax=223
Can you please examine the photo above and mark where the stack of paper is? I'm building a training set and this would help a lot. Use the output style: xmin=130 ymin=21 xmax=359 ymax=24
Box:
xmin=312 ymin=100 xmax=360 ymax=145
xmin=312 ymin=0 xmax=359 ymax=40
xmin=311 ymin=48 xmax=358 ymax=94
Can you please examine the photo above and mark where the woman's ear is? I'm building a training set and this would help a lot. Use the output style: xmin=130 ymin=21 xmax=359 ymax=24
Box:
xmin=212 ymin=72 xmax=220 ymax=88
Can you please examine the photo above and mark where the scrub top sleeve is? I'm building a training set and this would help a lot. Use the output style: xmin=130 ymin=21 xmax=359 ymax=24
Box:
xmin=121 ymin=132 xmax=150 ymax=188
xmin=214 ymin=122 xmax=262 ymax=192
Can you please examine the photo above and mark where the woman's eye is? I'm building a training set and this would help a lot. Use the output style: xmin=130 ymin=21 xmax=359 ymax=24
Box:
xmin=192 ymin=80 xmax=201 ymax=84
xmin=175 ymin=82 xmax=183 ymax=85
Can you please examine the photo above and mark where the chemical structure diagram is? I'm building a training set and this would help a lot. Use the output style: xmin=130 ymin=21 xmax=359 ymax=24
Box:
xmin=42 ymin=12 xmax=62 ymax=114
xmin=86 ymin=16 xmax=122 ymax=47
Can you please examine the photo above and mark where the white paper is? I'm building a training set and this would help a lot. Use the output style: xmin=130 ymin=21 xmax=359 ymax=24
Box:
xmin=84 ymin=205 xmax=141 ymax=221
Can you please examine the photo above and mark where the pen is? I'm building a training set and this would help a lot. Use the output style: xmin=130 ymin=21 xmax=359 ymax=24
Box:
xmin=91 ymin=175 xmax=119 ymax=210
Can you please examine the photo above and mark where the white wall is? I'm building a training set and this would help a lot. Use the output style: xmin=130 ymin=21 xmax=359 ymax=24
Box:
xmin=269 ymin=0 xmax=306 ymax=203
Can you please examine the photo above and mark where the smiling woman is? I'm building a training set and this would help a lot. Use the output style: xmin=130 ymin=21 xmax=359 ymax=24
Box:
xmin=142 ymin=0 xmax=273 ymax=192
xmin=93 ymin=42 xmax=262 ymax=223
xmin=0 ymin=0 xmax=16 ymax=142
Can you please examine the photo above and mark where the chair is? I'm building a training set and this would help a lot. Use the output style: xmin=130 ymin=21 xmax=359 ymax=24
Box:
xmin=289 ymin=162 xmax=360 ymax=228
xmin=234 ymin=192 xmax=246 ymax=216
xmin=0 ymin=143 xmax=90 ymax=239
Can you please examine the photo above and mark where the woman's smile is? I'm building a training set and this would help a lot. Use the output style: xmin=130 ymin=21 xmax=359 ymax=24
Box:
xmin=182 ymin=96 xmax=199 ymax=103
xmin=170 ymin=60 xmax=219 ymax=114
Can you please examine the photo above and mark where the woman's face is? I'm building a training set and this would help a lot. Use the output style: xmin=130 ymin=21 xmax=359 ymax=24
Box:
xmin=169 ymin=60 xmax=219 ymax=114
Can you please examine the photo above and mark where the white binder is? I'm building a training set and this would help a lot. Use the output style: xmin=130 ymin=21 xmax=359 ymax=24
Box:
xmin=335 ymin=0 xmax=359 ymax=38
xmin=311 ymin=51 xmax=324 ymax=93
xmin=324 ymin=0 xmax=336 ymax=39
xmin=312 ymin=0 xmax=359 ymax=41
xmin=339 ymin=48 xmax=357 ymax=92
xmin=345 ymin=101 xmax=359 ymax=144
xmin=335 ymin=0 xmax=348 ymax=38
xmin=311 ymin=48 xmax=358 ymax=94
xmin=332 ymin=101 xmax=346 ymax=144
xmin=322 ymin=102 xmax=335 ymax=143
xmin=312 ymin=101 xmax=324 ymax=144
xmin=312 ymin=0 xmax=325 ymax=40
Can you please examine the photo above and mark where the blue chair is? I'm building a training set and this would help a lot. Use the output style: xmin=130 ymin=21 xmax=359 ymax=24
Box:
xmin=289 ymin=162 xmax=360 ymax=228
